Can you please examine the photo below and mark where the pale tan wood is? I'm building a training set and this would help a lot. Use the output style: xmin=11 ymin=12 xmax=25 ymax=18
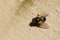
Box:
xmin=0 ymin=0 xmax=60 ymax=40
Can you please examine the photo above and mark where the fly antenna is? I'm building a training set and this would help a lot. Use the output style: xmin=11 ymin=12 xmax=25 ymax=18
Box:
xmin=44 ymin=14 xmax=49 ymax=17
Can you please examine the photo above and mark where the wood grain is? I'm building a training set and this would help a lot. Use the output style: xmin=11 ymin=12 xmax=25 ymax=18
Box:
xmin=0 ymin=0 xmax=60 ymax=40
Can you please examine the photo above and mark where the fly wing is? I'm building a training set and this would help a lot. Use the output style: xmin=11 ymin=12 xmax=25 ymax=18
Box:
xmin=37 ymin=12 xmax=45 ymax=18
xmin=39 ymin=23 xmax=49 ymax=29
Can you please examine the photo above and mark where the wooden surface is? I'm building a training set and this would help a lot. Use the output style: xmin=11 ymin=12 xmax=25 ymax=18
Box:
xmin=0 ymin=0 xmax=60 ymax=40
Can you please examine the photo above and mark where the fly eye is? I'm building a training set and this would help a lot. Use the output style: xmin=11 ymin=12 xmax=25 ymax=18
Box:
xmin=37 ymin=18 xmax=40 ymax=21
xmin=37 ymin=18 xmax=41 ymax=21
xmin=41 ymin=17 xmax=46 ymax=22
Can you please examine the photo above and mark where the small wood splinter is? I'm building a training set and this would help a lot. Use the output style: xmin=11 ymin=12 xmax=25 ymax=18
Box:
xmin=29 ymin=12 xmax=49 ymax=27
